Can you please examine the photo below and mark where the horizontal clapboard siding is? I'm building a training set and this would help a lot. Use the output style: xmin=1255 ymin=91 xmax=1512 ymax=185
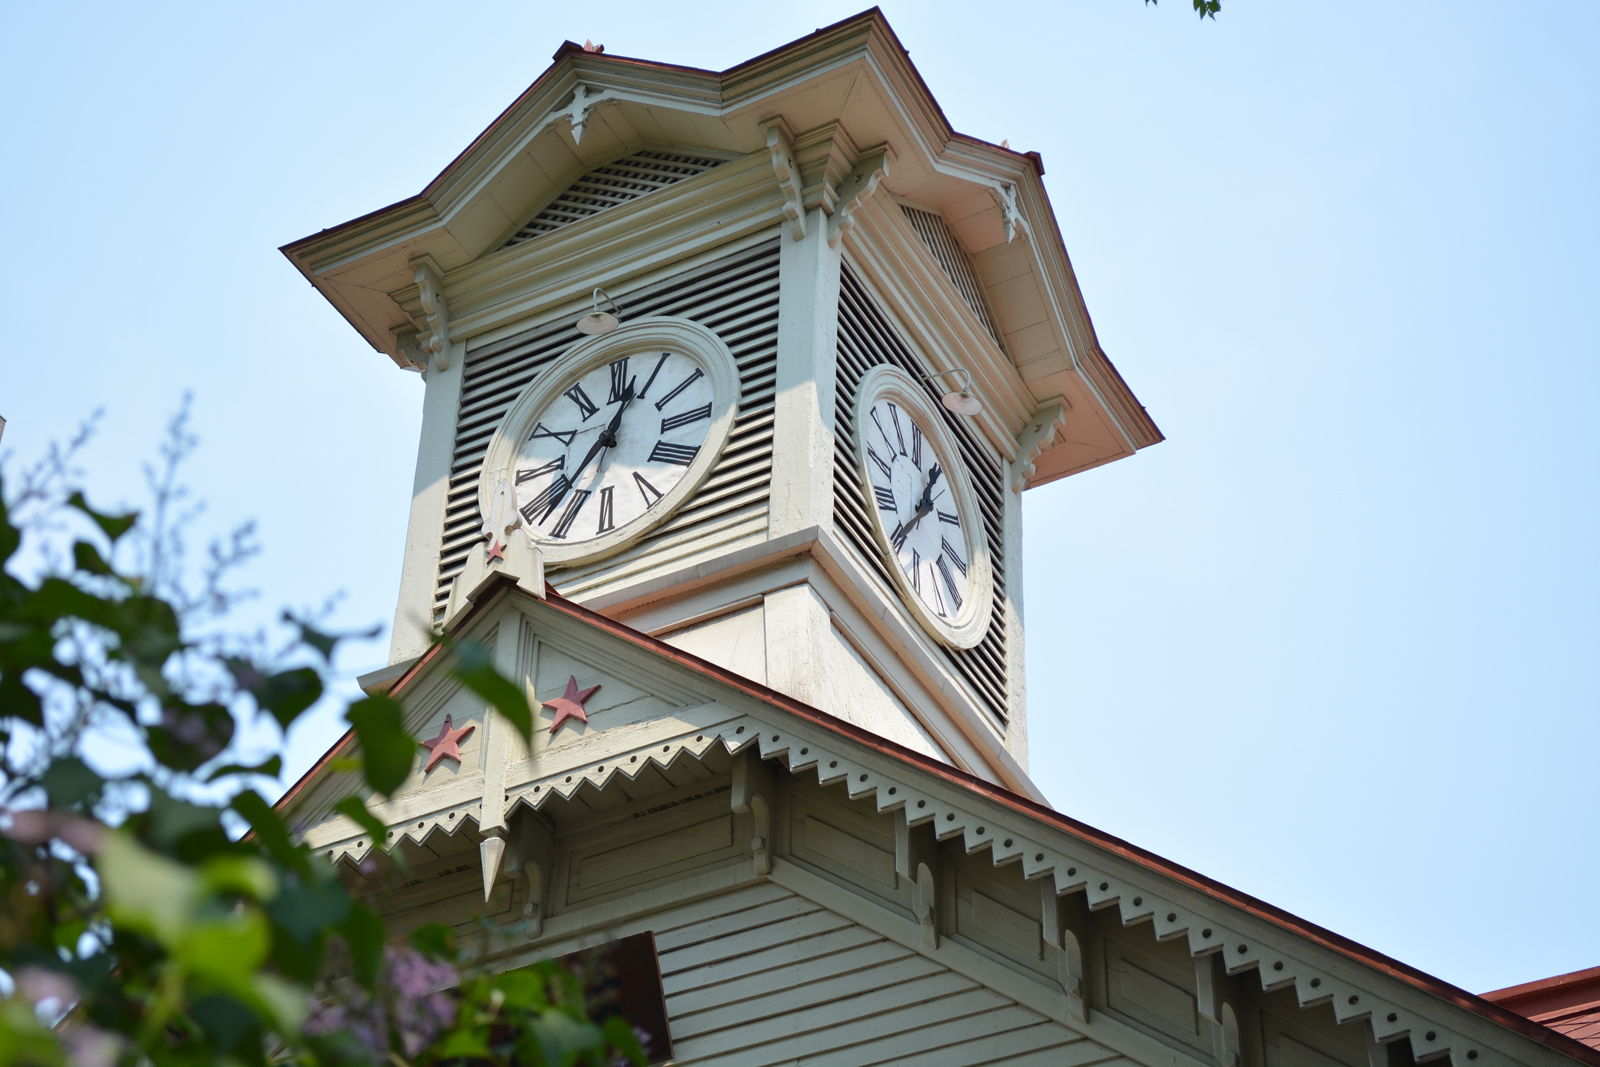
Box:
xmin=654 ymin=882 xmax=1115 ymax=1067
xmin=833 ymin=264 xmax=1012 ymax=726
xmin=435 ymin=238 xmax=781 ymax=616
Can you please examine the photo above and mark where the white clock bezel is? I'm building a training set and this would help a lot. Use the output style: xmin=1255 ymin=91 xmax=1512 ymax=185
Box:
xmin=478 ymin=316 xmax=740 ymax=566
xmin=854 ymin=364 xmax=994 ymax=649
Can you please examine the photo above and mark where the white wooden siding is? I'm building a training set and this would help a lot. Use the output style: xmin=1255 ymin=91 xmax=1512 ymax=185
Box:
xmin=653 ymin=882 xmax=1122 ymax=1067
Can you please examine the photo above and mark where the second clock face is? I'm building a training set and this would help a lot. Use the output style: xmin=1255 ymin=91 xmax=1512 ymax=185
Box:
xmin=514 ymin=350 xmax=714 ymax=544
xmin=863 ymin=398 xmax=973 ymax=621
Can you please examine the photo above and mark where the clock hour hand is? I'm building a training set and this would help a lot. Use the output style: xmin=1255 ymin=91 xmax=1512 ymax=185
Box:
xmin=899 ymin=464 xmax=943 ymax=543
xmin=570 ymin=380 xmax=636 ymax=485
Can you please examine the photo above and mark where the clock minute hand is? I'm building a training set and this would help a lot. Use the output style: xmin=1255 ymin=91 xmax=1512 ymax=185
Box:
xmin=573 ymin=380 xmax=636 ymax=482
xmin=903 ymin=464 xmax=943 ymax=534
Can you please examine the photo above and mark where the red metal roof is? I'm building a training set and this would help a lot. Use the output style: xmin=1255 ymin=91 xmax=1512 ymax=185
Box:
xmin=1484 ymin=967 xmax=1600 ymax=1051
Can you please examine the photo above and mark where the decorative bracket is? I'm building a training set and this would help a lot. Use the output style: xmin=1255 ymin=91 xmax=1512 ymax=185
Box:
xmin=1196 ymin=953 xmax=1241 ymax=1067
xmin=731 ymin=750 xmax=775 ymax=876
xmin=411 ymin=255 xmax=450 ymax=372
xmin=511 ymin=813 xmax=555 ymax=940
xmin=827 ymin=146 xmax=891 ymax=249
xmin=1011 ymin=397 xmax=1069 ymax=492
xmin=558 ymin=83 xmax=611 ymax=145
xmin=1042 ymin=876 xmax=1087 ymax=1024
xmin=913 ymin=862 xmax=938 ymax=951
xmin=761 ymin=118 xmax=806 ymax=241
xmin=998 ymin=181 xmax=1031 ymax=244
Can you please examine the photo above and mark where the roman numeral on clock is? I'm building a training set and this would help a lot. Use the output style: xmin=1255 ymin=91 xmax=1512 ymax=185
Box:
xmin=520 ymin=475 xmax=570 ymax=525
xmin=873 ymin=485 xmax=897 ymax=512
xmin=911 ymin=549 xmax=921 ymax=594
xmin=887 ymin=403 xmax=907 ymax=455
xmin=869 ymin=408 xmax=898 ymax=456
xmin=911 ymin=424 xmax=923 ymax=469
xmin=937 ymin=555 xmax=964 ymax=610
xmin=529 ymin=422 xmax=576 ymax=446
xmin=550 ymin=489 xmax=591 ymax=539
xmin=937 ymin=510 xmax=961 ymax=527
xmin=867 ymin=446 xmax=893 ymax=480
xmin=653 ymin=367 xmax=704 ymax=411
xmin=633 ymin=472 xmax=664 ymax=507
xmin=890 ymin=521 xmax=909 ymax=551
xmin=941 ymin=537 xmax=968 ymax=576
xmin=564 ymin=383 xmax=598 ymax=420
xmin=607 ymin=358 xmax=631 ymax=404
xmin=516 ymin=457 xmax=564 ymax=483
xmin=637 ymin=352 xmax=670 ymax=399
xmin=660 ymin=403 xmax=712 ymax=432
xmin=596 ymin=486 xmax=615 ymax=533
xmin=649 ymin=440 xmax=699 ymax=465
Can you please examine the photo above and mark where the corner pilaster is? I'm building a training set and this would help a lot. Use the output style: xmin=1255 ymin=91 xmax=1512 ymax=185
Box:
xmin=389 ymin=339 xmax=465 ymax=664
xmin=768 ymin=203 xmax=843 ymax=538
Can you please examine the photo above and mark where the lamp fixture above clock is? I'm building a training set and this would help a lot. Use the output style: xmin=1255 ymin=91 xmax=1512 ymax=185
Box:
xmin=925 ymin=369 xmax=983 ymax=417
xmin=575 ymin=287 xmax=623 ymax=335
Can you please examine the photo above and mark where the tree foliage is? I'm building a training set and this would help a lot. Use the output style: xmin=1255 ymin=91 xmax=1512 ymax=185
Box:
xmin=0 ymin=412 xmax=644 ymax=1067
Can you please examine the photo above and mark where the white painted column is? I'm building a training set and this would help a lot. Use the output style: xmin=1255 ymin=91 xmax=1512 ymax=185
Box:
xmin=767 ymin=211 xmax=842 ymax=538
xmin=388 ymin=339 xmax=465 ymax=665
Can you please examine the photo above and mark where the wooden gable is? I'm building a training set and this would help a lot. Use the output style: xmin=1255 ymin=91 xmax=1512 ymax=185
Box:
xmin=282 ymin=579 xmax=1592 ymax=1067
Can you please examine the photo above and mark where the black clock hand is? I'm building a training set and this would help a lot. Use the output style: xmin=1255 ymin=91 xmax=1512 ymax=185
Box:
xmin=902 ymin=464 xmax=942 ymax=535
xmin=565 ymin=386 xmax=631 ymax=490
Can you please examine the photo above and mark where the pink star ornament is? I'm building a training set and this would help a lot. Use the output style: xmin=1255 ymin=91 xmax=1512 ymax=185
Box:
xmin=543 ymin=675 xmax=600 ymax=735
xmin=418 ymin=715 xmax=476 ymax=773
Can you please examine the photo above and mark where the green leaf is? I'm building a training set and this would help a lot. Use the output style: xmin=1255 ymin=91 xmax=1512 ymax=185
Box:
xmin=448 ymin=637 xmax=533 ymax=744
xmin=269 ymin=874 xmax=349 ymax=945
xmin=436 ymin=1028 xmax=492 ymax=1059
xmin=532 ymin=1008 xmax=604 ymax=1067
xmin=189 ymin=994 xmax=264 ymax=1058
xmin=66 ymin=491 xmax=138 ymax=543
xmin=332 ymin=796 xmax=387 ymax=850
xmin=204 ymin=754 xmax=283 ymax=783
xmin=409 ymin=923 xmax=459 ymax=962
xmin=342 ymin=903 xmax=385 ymax=989
xmin=41 ymin=756 xmax=103 ymax=809
xmin=603 ymin=1013 xmax=648 ymax=1066
xmin=225 ymin=660 xmax=323 ymax=731
xmin=345 ymin=695 xmax=415 ymax=797
xmin=284 ymin=612 xmax=340 ymax=661
xmin=231 ymin=789 xmax=311 ymax=877
xmin=71 ymin=539 xmax=115 ymax=577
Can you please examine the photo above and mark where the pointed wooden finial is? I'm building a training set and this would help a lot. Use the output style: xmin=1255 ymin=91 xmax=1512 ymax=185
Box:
xmin=480 ymin=832 xmax=507 ymax=902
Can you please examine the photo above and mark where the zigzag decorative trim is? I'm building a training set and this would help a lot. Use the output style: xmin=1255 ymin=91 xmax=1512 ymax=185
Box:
xmin=319 ymin=713 xmax=1503 ymax=1067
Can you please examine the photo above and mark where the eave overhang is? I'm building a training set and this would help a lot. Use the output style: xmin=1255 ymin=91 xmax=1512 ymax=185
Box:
xmin=279 ymin=7 xmax=1160 ymax=485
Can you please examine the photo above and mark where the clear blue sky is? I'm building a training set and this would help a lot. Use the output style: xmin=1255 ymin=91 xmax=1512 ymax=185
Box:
xmin=4 ymin=1 xmax=1595 ymax=995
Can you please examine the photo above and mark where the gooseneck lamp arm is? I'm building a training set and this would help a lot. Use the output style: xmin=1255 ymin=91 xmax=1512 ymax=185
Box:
xmin=923 ymin=369 xmax=984 ymax=417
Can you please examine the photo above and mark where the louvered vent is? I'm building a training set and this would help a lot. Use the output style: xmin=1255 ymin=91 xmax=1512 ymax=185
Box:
xmin=502 ymin=150 xmax=725 ymax=248
xmin=833 ymin=264 xmax=1010 ymax=727
xmin=435 ymin=239 xmax=781 ymax=615
xmin=900 ymin=205 xmax=1003 ymax=347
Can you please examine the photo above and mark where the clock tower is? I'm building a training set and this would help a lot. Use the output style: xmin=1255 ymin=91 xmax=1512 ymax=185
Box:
xmin=282 ymin=14 xmax=1161 ymax=800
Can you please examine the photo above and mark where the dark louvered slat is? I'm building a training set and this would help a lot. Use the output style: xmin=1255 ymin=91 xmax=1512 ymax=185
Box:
xmin=433 ymin=239 xmax=782 ymax=615
xmin=833 ymin=265 xmax=1010 ymax=726
xmin=502 ymin=150 xmax=725 ymax=249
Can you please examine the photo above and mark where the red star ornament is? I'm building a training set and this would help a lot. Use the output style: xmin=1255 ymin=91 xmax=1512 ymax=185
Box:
xmin=543 ymin=675 xmax=600 ymax=735
xmin=486 ymin=540 xmax=506 ymax=563
xmin=418 ymin=714 xmax=476 ymax=772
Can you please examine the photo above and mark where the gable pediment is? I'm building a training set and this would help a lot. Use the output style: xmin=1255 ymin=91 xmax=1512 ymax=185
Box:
xmin=497 ymin=147 xmax=732 ymax=251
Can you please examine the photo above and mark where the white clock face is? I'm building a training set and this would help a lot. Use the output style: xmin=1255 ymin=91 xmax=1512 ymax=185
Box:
xmin=514 ymin=350 xmax=714 ymax=543
xmin=863 ymin=398 xmax=972 ymax=620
